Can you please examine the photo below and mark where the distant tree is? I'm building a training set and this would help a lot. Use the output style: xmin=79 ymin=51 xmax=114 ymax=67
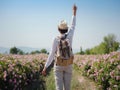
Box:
xmin=76 ymin=47 xmax=84 ymax=55
xmin=35 ymin=50 xmax=40 ymax=53
xmin=25 ymin=52 xmax=29 ymax=55
xmin=85 ymin=48 xmax=91 ymax=55
xmin=84 ymin=34 xmax=119 ymax=55
xmin=90 ymin=46 xmax=98 ymax=55
xmin=79 ymin=47 xmax=84 ymax=55
xmin=30 ymin=50 xmax=40 ymax=54
xmin=10 ymin=47 xmax=19 ymax=54
xmin=30 ymin=49 xmax=48 ymax=54
xmin=103 ymin=34 xmax=119 ymax=53
xmin=10 ymin=46 xmax=25 ymax=55
xmin=98 ymin=42 xmax=107 ymax=54
xmin=30 ymin=51 xmax=34 ymax=54
xmin=18 ymin=49 xmax=24 ymax=55
xmin=40 ymin=49 xmax=47 ymax=54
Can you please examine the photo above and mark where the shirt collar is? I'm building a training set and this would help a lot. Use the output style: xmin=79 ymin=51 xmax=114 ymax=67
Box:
xmin=59 ymin=33 xmax=67 ymax=39
xmin=60 ymin=33 xmax=66 ymax=37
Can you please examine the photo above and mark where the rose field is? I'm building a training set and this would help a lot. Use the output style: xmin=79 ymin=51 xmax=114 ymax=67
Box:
xmin=0 ymin=54 xmax=47 ymax=90
xmin=74 ymin=52 xmax=120 ymax=90
xmin=0 ymin=52 xmax=120 ymax=90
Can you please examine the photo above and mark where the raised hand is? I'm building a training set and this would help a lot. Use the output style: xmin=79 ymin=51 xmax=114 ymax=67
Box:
xmin=73 ymin=4 xmax=77 ymax=16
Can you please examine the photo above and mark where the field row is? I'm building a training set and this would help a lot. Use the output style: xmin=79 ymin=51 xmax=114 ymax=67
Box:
xmin=0 ymin=54 xmax=47 ymax=90
xmin=74 ymin=52 xmax=120 ymax=90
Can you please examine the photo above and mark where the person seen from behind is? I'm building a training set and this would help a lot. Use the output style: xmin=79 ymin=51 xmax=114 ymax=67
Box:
xmin=42 ymin=4 xmax=77 ymax=90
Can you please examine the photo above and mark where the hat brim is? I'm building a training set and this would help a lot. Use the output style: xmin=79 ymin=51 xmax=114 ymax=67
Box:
xmin=58 ymin=26 xmax=68 ymax=30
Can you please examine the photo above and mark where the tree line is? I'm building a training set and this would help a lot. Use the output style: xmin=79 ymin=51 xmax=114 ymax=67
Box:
xmin=9 ymin=34 xmax=120 ymax=55
xmin=10 ymin=47 xmax=48 ymax=55
xmin=77 ymin=34 xmax=120 ymax=55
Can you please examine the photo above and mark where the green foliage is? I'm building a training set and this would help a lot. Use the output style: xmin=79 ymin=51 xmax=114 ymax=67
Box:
xmin=103 ymin=34 xmax=119 ymax=53
xmin=30 ymin=49 xmax=48 ymax=54
xmin=30 ymin=50 xmax=41 ymax=54
xmin=10 ymin=46 xmax=19 ymax=54
xmin=10 ymin=47 xmax=24 ymax=55
xmin=10 ymin=47 xmax=48 ymax=55
xmin=79 ymin=47 xmax=85 ymax=55
xmin=18 ymin=50 xmax=24 ymax=55
xmin=40 ymin=49 xmax=47 ymax=54
xmin=85 ymin=49 xmax=91 ymax=55
xmin=76 ymin=47 xmax=85 ymax=55
xmin=83 ymin=34 xmax=120 ymax=55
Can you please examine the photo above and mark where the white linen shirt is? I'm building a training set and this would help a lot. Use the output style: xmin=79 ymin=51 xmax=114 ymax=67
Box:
xmin=45 ymin=16 xmax=76 ymax=68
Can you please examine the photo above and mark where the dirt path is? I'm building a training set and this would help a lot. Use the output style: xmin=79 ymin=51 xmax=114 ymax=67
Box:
xmin=46 ymin=65 xmax=100 ymax=90
xmin=72 ymin=65 xmax=99 ymax=90
xmin=77 ymin=75 xmax=99 ymax=90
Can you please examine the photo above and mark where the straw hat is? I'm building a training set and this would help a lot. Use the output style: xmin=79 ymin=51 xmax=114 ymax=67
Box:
xmin=58 ymin=20 xmax=68 ymax=30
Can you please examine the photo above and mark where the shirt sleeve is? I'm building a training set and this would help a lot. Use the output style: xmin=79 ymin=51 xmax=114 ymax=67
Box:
xmin=67 ymin=16 xmax=76 ymax=45
xmin=45 ymin=38 xmax=57 ymax=68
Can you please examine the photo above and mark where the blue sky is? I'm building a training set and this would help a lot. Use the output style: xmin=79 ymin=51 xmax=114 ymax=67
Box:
xmin=0 ymin=0 xmax=120 ymax=52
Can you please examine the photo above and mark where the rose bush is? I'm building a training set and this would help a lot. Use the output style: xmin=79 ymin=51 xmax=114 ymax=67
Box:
xmin=0 ymin=54 xmax=47 ymax=90
xmin=74 ymin=52 xmax=120 ymax=90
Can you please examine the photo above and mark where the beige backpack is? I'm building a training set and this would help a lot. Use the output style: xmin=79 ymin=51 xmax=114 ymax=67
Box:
xmin=55 ymin=34 xmax=74 ymax=66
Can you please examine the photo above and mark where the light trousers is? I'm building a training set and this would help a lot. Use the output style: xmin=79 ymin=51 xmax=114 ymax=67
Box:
xmin=54 ymin=64 xmax=72 ymax=90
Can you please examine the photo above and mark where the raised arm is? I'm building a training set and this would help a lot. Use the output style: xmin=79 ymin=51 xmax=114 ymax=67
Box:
xmin=70 ymin=4 xmax=77 ymax=30
xmin=67 ymin=5 xmax=77 ymax=43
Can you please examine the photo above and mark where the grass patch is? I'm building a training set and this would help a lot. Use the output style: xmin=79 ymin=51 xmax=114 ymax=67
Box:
xmin=45 ymin=68 xmax=56 ymax=90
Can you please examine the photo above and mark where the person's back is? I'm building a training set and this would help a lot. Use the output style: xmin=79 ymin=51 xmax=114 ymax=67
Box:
xmin=42 ymin=5 xmax=77 ymax=90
